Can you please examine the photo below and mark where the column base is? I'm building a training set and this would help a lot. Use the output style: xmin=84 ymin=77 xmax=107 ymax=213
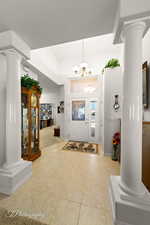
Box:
xmin=109 ymin=176 xmax=150 ymax=225
xmin=0 ymin=160 xmax=32 ymax=195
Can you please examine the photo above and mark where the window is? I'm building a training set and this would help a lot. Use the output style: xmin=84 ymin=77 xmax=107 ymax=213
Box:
xmin=72 ymin=100 xmax=85 ymax=121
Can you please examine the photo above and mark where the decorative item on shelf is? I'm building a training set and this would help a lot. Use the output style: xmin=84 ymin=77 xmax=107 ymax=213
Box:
xmin=73 ymin=39 xmax=92 ymax=77
xmin=113 ymin=95 xmax=120 ymax=112
xmin=102 ymin=58 xmax=120 ymax=74
xmin=21 ymin=74 xmax=43 ymax=93
xmin=112 ymin=132 xmax=120 ymax=161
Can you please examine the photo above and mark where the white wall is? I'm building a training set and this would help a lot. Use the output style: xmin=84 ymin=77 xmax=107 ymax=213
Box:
xmin=22 ymin=61 xmax=62 ymax=126
xmin=38 ymin=75 xmax=59 ymax=105
xmin=56 ymin=85 xmax=65 ymax=137
xmin=22 ymin=60 xmax=66 ymax=132
xmin=21 ymin=63 xmax=38 ymax=80
xmin=0 ymin=55 xmax=6 ymax=166
xmin=39 ymin=75 xmax=61 ymax=126
xmin=103 ymin=67 xmax=122 ymax=156
xmin=143 ymin=28 xmax=150 ymax=121
xmin=143 ymin=28 xmax=150 ymax=62
xmin=21 ymin=60 xmax=60 ymax=105
xmin=29 ymin=48 xmax=62 ymax=84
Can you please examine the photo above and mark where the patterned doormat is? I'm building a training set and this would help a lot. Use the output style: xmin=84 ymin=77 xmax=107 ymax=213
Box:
xmin=63 ymin=141 xmax=98 ymax=154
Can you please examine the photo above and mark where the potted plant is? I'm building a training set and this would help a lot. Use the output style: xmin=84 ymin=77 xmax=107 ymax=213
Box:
xmin=102 ymin=58 xmax=120 ymax=74
xmin=21 ymin=75 xmax=42 ymax=93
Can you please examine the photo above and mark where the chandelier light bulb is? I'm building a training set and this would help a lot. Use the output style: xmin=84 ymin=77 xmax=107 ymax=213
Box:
xmin=80 ymin=62 xmax=88 ymax=69
xmin=87 ymin=68 xmax=92 ymax=75
xmin=73 ymin=66 xmax=79 ymax=74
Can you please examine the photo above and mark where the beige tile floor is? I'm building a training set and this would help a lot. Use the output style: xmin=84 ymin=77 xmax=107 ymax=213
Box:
xmin=0 ymin=127 xmax=120 ymax=225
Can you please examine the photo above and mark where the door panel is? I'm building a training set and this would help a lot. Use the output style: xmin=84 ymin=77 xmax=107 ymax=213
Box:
xmin=69 ymin=98 xmax=98 ymax=143
xmin=70 ymin=99 xmax=89 ymax=142
xmin=70 ymin=121 xmax=89 ymax=142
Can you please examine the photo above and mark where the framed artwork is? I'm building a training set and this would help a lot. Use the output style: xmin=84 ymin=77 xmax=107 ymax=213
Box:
xmin=60 ymin=101 xmax=64 ymax=113
xmin=72 ymin=100 xmax=85 ymax=121
xmin=57 ymin=101 xmax=64 ymax=114
xmin=143 ymin=61 xmax=149 ymax=109
xmin=57 ymin=106 xmax=61 ymax=114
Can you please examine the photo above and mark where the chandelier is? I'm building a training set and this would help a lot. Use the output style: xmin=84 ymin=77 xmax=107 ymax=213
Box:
xmin=73 ymin=39 xmax=92 ymax=77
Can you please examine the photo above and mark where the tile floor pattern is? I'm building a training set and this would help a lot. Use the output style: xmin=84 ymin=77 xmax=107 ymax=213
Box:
xmin=0 ymin=127 xmax=120 ymax=225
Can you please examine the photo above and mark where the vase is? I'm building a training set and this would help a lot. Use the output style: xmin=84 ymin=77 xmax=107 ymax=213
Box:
xmin=112 ymin=145 xmax=118 ymax=161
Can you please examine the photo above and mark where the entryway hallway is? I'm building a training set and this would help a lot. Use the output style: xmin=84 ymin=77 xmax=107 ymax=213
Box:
xmin=40 ymin=126 xmax=62 ymax=149
xmin=0 ymin=131 xmax=119 ymax=225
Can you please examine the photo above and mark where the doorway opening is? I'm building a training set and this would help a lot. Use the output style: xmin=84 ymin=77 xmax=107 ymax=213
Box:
xmin=40 ymin=103 xmax=62 ymax=149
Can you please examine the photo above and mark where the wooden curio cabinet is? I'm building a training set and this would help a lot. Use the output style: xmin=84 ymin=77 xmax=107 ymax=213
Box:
xmin=21 ymin=87 xmax=41 ymax=161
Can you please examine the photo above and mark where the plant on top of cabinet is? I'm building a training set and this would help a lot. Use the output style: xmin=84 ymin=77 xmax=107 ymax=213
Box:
xmin=21 ymin=75 xmax=42 ymax=93
xmin=102 ymin=58 xmax=120 ymax=74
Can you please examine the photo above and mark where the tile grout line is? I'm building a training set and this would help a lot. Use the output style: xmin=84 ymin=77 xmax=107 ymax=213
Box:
xmin=76 ymin=203 xmax=82 ymax=225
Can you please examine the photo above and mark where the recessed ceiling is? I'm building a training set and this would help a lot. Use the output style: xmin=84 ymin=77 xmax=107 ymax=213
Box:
xmin=49 ymin=34 xmax=122 ymax=62
xmin=0 ymin=0 xmax=118 ymax=49
xmin=30 ymin=33 xmax=123 ymax=85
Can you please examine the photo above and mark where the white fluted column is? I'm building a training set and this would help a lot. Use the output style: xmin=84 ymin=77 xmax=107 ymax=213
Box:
xmin=3 ymin=49 xmax=22 ymax=168
xmin=0 ymin=48 xmax=32 ymax=195
xmin=0 ymin=31 xmax=32 ymax=195
xmin=120 ymin=22 xmax=146 ymax=196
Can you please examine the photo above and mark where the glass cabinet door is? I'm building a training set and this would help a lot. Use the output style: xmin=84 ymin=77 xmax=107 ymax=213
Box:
xmin=31 ymin=94 xmax=39 ymax=153
xmin=21 ymin=88 xmax=41 ymax=161
xmin=31 ymin=93 xmax=37 ymax=107
xmin=21 ymin=93 xmax=29 ymax=156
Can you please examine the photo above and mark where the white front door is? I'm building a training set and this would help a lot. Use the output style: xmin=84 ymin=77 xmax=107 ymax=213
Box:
xmin=69 ymin=98 xmax=98 ymax=143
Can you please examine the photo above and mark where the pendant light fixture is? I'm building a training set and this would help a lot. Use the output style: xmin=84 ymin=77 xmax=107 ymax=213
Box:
xmin=73 ymin=39 xmax=92 ymax=77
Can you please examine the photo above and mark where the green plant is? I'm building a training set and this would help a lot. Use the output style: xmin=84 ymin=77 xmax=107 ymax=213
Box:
xmin=21 ymin=75 xmax=42 ymax=93
xmin=102 ymin=58 xmax=120 ymax=74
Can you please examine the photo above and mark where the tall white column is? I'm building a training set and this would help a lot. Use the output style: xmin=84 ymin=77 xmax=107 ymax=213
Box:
xmin=0 ymin=49 xmax=32 ymax=195
xmin=4 ymin=49 xmax=22 ymax=168
xmin=109 ymin=21 xmax=150 ymax=225
xmin=120 ymin=22 xmax=146 ymax=196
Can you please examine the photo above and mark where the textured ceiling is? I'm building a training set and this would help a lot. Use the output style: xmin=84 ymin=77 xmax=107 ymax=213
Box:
xmin=0 ymin=0 xmax=118 ymax=49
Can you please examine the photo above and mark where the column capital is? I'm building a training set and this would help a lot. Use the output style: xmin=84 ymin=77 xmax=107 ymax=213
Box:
xmin=0 ymin=31 xmax=30 ymax=59
xmin=4 ymin=49 xmax=23 ymax=61
xmin=113 ymin=0 xmax=150 ymax=45
xmin=121 ymin=21 xmax=146 ymax=42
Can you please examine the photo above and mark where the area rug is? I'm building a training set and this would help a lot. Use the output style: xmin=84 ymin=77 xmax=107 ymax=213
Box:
xmin=0 ymin=207 xmax=48 ymax=225
xmin=63 ymin=141 xmax=98 ymax=154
